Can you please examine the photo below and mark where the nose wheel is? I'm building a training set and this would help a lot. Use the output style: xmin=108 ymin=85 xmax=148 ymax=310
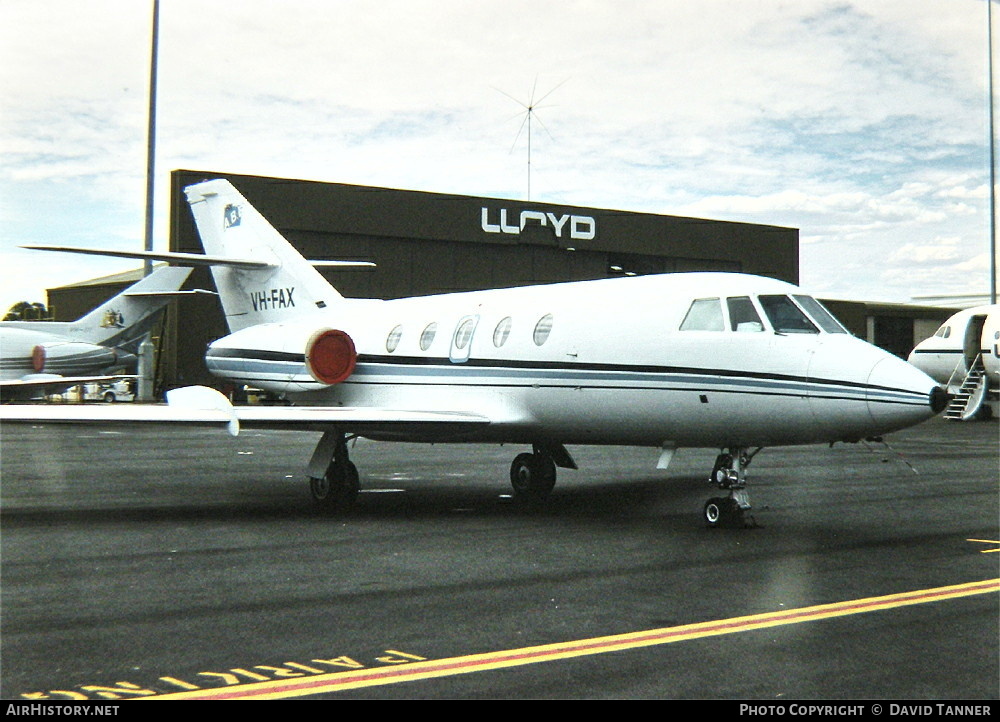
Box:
xmin=703 ymin=495 xmax=747 ymax=528
xmin=704 ymin=447 xmax=760 ymax=528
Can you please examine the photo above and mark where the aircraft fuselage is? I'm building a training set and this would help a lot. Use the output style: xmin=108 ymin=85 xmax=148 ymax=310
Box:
xmin=907 ymin=305 xmax=1000 ymax=390
xmin=205 ymin=272 xmax=941 ymax=449
xmin=0 ymin=326 xmax=127 ymax=381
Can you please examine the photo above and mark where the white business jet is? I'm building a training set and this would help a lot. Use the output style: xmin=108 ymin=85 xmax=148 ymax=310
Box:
xmin=7 ymin=179 xmax=945 ymax=527
xmin=0 ymin=266 xmax=192 ymax=400
xmin=907 ymin=305 xmax=999 ymax=421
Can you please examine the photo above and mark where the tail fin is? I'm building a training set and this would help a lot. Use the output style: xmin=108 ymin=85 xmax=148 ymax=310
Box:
xmin=184 ymin=179 xmax=343 ymax=332
xmin=66 ymin=266 xmax=193 ymax=350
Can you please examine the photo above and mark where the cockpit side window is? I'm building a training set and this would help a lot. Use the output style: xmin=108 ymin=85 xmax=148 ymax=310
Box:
xmin=792 ymin=295 xmax=848 ymax=334
xmin=934 ymin=325 xmax=951 ymax=339
xmin=680 ymin=298 xmax=725 ymax=331
xmin=758 ymin=295 xmax=818 ymax=334
xmin=726 ymin=296 xmax=764 ymax=332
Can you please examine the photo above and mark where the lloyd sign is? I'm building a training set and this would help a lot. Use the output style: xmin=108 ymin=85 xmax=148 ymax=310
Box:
xmin=481 ymin=207 xmax=596 ymax=241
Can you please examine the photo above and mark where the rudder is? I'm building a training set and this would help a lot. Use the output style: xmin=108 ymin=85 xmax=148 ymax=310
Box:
xmin=184 ymin=179 xmax=343 ymax=333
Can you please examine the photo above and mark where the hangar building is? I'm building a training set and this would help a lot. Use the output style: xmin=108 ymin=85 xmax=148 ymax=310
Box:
xmin=39 ymin=169 xmax=950 ymax=395
xmin=162 ymin=169 xmax=800 ymax=392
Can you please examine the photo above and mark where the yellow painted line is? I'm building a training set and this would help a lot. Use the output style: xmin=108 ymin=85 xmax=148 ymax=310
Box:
xmin=147 ymin=578 xmax=999 ymax=700
xmin=967 ymin=539 xmax=1000 ymax=553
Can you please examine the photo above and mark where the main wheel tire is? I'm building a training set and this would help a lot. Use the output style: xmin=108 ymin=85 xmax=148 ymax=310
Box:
xmin=704 ymin=497 xmax=743 ymax=528
xmin=704 ymin=497 xmax=725 ymax=527
xmin=510 ymin=452 xmax=556 ymax=501
xmin=311 ymin=460 xmax=360 ymax=512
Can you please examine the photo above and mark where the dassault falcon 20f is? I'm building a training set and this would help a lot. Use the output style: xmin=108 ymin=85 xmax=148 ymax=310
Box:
xmin=0 ymin=266 xmax=192 ymax=400
xmin=907 ymin=304 xmax=999 ymax=421
xmin=7 ymin=179 xmax=946 ymax=527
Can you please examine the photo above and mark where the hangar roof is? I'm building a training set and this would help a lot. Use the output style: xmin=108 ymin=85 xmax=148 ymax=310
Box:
xmin=169 ymin=169 xmax=800 ymax=286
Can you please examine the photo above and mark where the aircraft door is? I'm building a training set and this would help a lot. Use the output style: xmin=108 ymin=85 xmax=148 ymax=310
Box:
xmin=450 ymin=315 xmax=480 ymax=363
xmin=981 ymin=313 xmax=999 ymax=382
xmin=964 ymin=314 xmax=988 ymax=369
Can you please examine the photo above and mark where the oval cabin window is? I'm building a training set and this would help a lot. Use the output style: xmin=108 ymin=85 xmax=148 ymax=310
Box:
xmin=533 ymin=314 xmax=554 ymax=346
xmin=454 ymin=318 xmax=475 ymax=350
xmin=386 ymin=325 xmax=402 ymax=353
xmin=493 ymin=317 xmax=512 ymax=347
xmin=419 ymin=322 xmax=438 ymax=351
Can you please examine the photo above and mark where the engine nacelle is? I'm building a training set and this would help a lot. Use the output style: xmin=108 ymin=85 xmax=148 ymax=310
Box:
xmin=31 ymin=341 xmax=121 ymax=375
xmin=205 ymin=322 xmax=357 ymax=394
xmin=305 ymin=328 xmax=357 ymax=385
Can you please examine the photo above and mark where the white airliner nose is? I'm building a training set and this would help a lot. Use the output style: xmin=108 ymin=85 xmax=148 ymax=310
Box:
xmin=866 ymin=354 xmax=946 ymax=433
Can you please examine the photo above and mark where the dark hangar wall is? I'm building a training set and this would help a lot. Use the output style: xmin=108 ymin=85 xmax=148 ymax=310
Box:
xmin=165 ymin=169 xmax=800 ymax=391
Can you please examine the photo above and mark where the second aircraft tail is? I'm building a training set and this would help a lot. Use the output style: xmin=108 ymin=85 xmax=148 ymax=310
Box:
xmin=71 ymin=266 xmax=193 ymax=351
xmin=9 ymin=266 xmax=193 ymax=353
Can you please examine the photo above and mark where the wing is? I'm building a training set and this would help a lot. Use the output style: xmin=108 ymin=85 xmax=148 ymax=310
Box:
xmin=0 ymin=385 xmax=490 ymax=438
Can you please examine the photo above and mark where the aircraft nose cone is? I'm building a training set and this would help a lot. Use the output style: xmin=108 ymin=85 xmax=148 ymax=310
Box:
xmin=866 ymin=355 xmax=942 ymax=432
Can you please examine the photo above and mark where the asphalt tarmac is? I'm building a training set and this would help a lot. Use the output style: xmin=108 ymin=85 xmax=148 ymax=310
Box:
xmin=0 ymin=416 xmax=997 ymax=701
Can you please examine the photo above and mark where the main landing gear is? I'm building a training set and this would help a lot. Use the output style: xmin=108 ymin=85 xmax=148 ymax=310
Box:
xmin=704 ymin=447 xmax=762 ymax=529
xmin=510 ymin=450 xmax=556 ymax=501
xmin=308 ymin=430 xmax=360 ymax=512
xmin=509 ymin=443 xmax=576 ymax=502
xmin=304 ymin=434 xmax=578 ymax=512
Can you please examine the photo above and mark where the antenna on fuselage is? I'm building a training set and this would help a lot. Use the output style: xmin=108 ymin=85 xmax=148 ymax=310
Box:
xmin=495 ymin=77 xmax=567 ymax=201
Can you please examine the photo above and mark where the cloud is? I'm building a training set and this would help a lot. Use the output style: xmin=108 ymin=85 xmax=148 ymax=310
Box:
xmin=888 ymin=238 xmax=965 ymax=264
xmin=0 ymin=0 xmax=993 ymax=311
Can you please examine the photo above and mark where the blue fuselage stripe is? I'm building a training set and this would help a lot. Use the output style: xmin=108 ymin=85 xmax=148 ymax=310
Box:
xmin=204 ymin=352 xmax=928 ymax=406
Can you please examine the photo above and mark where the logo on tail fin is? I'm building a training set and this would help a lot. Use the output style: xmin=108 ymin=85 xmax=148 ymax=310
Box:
xmin=100 ymin=310 xmax=125 ymax=328
xmin=224 ymin=204 xmax=242 ymax=229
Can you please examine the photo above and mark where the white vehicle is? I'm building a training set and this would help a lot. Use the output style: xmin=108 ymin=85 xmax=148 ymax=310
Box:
xmin=82 ymin=380 xmax=135 ymax=403
xmin=908 ymin=305 xmax=999 ymax=421
xmin=6 ymin=180 xmax=944 ymax=527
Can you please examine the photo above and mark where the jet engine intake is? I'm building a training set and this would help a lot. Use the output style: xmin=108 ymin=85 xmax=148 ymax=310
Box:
xmin=305 ymin=328 xmax=357 ymax=385
xmin=31 ymin=341 xmax=120 ymax=375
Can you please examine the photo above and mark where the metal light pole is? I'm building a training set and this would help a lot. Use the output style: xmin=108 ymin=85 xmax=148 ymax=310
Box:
xmin=988 ymin=0 xmax=997 ymax=304
xmin=137 ymin=0 xmax=159 ymax=400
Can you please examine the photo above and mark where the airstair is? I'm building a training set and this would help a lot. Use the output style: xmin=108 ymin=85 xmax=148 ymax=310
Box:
xmin=943 ymin=354 xmax=987 ymax=421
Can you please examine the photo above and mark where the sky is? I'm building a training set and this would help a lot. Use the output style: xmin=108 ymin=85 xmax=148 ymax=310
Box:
xmin=1 ymin=0 xmax=996 ymax=316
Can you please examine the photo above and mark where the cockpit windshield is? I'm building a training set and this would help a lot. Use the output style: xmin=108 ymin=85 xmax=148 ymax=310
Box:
xmin=726 ymin=296 xmax=764 ymax=332
xmin=679 ymin=298 xmax=725 ymax=331
xmin=792 ymin=295 xmax=848 ymax=334
xmin=758 ymin=295 xmax=818 ymax=334
xmin=680 ymin=294 xmax=850 ymax=335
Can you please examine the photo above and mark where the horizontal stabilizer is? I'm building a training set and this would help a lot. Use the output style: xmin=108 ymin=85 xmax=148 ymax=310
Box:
xmin=23 ymin=245 xmax=274 ymax=270
xmin=22 ymin=245 xmax=375 ymax=270
xmin=310 ymin=260 xmax=376 ymax=268
xmin=123 ymin=289 xmax=218 ymax=298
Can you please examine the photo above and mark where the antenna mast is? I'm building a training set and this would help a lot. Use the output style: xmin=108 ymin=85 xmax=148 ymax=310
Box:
xmin=497 ymin=78 xmax=567 ymax=200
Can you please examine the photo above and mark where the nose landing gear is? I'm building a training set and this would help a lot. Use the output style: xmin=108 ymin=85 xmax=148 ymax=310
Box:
xmin=704 ymin=447 xmax=761 ymax=528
